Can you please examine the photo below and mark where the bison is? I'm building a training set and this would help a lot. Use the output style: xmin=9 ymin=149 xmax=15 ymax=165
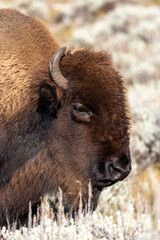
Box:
xmin=0 ymin=8 xmax=131 ymax=225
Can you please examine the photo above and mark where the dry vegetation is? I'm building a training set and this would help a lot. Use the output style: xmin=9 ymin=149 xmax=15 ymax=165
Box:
xmin=0 ymin=0 xmax=160 ymax=239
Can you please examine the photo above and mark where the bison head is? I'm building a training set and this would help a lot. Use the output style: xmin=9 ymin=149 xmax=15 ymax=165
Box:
xmin=37 ymin=46 xmax=131 ymax=213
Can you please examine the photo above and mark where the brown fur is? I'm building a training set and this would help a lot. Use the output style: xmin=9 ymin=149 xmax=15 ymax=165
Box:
xmin=0 ymin=9 xmax=131 ymax=225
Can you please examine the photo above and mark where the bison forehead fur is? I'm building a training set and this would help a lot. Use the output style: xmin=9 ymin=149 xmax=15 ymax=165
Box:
xmin=0 ymin=8 xmax=131 ymax=225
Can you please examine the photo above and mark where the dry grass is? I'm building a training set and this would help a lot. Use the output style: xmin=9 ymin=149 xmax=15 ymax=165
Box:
xmin=0 ymin=181 xmax=160 ymax=239
xmin=136 ymin=0 xmax=160 ymax=5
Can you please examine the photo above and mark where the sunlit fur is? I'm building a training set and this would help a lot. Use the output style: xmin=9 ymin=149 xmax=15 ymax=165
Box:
xmin=0 ymin=9 xmax=131 ymax=225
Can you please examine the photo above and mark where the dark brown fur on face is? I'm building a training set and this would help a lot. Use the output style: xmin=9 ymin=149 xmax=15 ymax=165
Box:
xmin=0 ymin=9 xmax=131 ymax=225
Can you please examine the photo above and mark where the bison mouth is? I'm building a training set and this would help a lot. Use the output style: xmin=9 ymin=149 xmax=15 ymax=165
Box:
xmin=93 ymin=179 xmax=116 ymax=192
xmin=49 ymin=180 xmax=116 ymax=216
xmin=90 ymin=181 xmax=116 ymax=210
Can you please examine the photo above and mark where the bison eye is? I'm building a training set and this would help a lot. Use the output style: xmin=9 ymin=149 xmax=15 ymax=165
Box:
xmin=72 ymin=103 xmax=93 ymax=123
xmin=74 ymin=106 xmax=86 ymax=113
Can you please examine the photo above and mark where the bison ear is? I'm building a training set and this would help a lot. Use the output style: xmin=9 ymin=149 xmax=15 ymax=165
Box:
xmin=37 ymin=84 xmax=60 ymax=118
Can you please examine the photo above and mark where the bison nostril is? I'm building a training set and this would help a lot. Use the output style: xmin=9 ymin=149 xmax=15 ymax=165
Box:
xmin=104 ymin=157 xmax=131 ymax=182
xmin=108 ymin=163 xmax=123 ymax=180
xmin=108 ymin=164 xmax=121 ymax=178
xmin=96 ymin=156 xmax=131 ymax=189
xmin=108 ymin=164 xmax=114 ymax=174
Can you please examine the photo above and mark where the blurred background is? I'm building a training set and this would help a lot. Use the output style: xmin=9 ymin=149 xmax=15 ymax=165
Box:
xmin=0 ymin=0 xmax=160 ymax=235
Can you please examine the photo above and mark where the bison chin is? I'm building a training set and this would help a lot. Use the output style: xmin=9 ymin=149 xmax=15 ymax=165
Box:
xmin=50 ymin=186 xmax=102 ymax=217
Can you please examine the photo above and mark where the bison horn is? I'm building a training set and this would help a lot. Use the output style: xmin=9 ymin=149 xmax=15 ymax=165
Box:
xmin=50 ymin=46 xmax=68 ymax=89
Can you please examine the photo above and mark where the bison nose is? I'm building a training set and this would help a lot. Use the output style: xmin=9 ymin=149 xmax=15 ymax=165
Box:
xmin=105 ymin=159 xmax=131 ymax=182
xmin=96 ymin=155 xmax=131 ymax=188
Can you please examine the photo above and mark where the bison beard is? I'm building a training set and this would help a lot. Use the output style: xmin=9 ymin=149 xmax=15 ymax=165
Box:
xmin=0 ymin=9 xmax=131 ymax=226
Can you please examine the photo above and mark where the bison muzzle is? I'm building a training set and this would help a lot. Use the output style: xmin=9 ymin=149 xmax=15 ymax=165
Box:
xmin=0 ymin=8 xmax=131 ymax=225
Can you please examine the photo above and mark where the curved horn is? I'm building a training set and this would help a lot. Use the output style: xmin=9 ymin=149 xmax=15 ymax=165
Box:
xmin=50 ymin=46 xmax=68 ymax=89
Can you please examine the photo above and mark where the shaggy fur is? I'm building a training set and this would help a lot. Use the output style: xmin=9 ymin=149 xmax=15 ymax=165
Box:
xmin=0 ymin=9 xmax=131 ymax=225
